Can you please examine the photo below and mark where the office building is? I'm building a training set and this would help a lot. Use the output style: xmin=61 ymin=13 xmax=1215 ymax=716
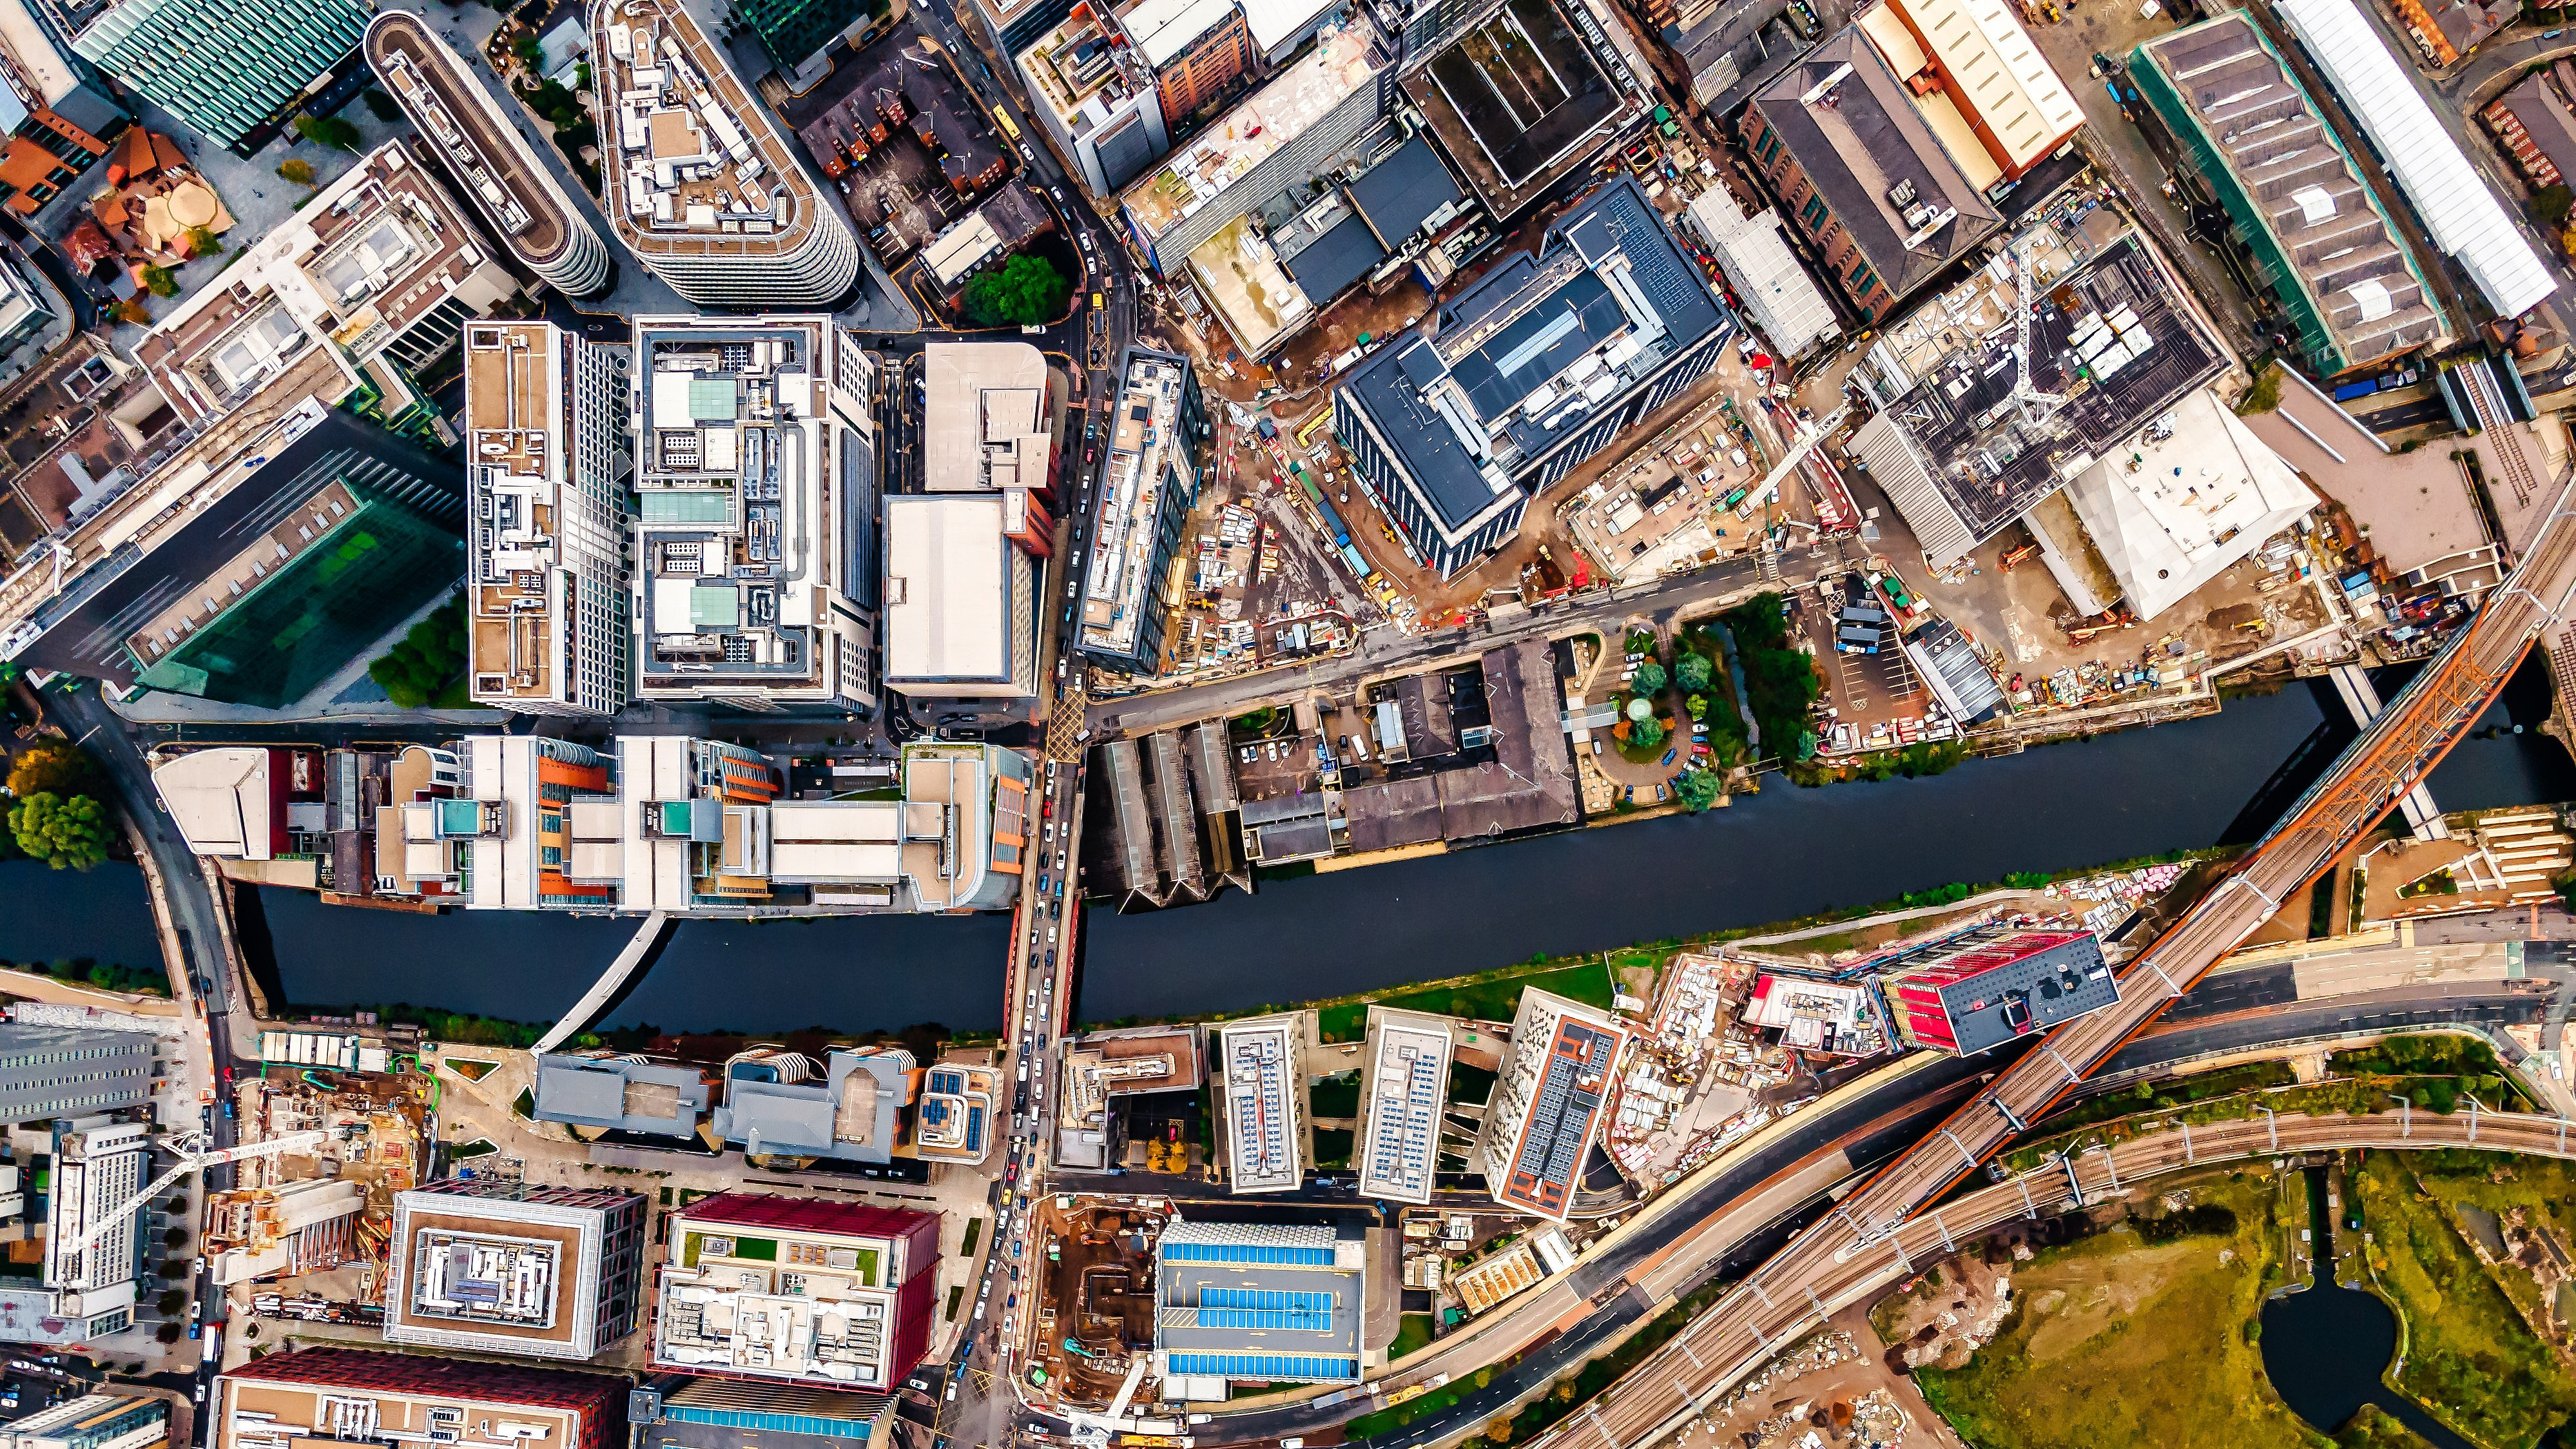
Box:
xmin=0 ymin=239 xmax=57 ymax=375
xmin=1215 ymin=1016 xmax=1301 ymax=1193
xmin=139 ymin=141 xmax=518 ymax=428
xmin=1053 ymin=1025 xmax=1199 ymax=1169
xmin=211 ymin=1347 xmax=629 ymax=1449
xmin=1258 ymin=134 xmax=1467 ymax=340
xmin=1853 ymin=0 xmax=2082 ymax=187
xmin=465 ymin=322 xmax=634 ymax=718
xmin=44 ymin=1120 xmax=146 ymax=1296
xmin=1121 ymin=0 xmax=1254 ymax=121
xmin=1356 ymin=1007 xmax=1449 ymax=1205
xmin=1335 ymin=177 xmax=1729 ymax=576
xmin=1120 ymin=17 xmax=1391 ymax=275
xmin=709 ymin=1044 xmax=917 ymax=1163
xmin=1401 ymin=0 xmax=1643 ymax=222
xmin=0 ymin=338 xmax=172 ymax=572
xmin=1681 ymin=186 xmax=1838 ymax=361
xmin=367 ymin=14 xmax=612 ymax=298
xmin=2274 ymin=0 xmax=2552 ymax=321
xmin=0 ymin=1025 xmax=151 ymax=1123
xmin=1877 ymin=926 xmax=2118 ymax=1055
xmin=1016 ymin=5 xmax=1171 ymax=195
xmin=654 ymin=1192 xmax=939 ymax=1392
xmin=733 ymin=0 xmax=869 ymax=70
xmin=594 ymin=0 xmax=862 ymax=307
xmin=1076 ymin=346 xmax=1205 ymax=675
xmin=923 ymin=342 xmax=1060 ymax=495
xmin=41 ymin=0 xmax=364 ymax=154
xmin=204 ymin=1177 xmax=364 ymax=1285
xmin=5 ymin=1395 xmax=165 ymax=1449
xmin=1152 ymin=1220 xmax=1364 ymax=1385
xmin=406 ymin=735 xmax=615 ymax=911
xmin=882 ymin=494 xmax=1048 ymax=703
xmin=0 ymin=3 xmax=124 ymax=215
xmin=2053 ymin=389 xmax=2318 ymax=623
xmin=152 ymin=746 xmax=318 ymax=866
xmin=922 ymin=184 xmax=1055 ymax=304
xmin=1846 ymin=209 xmax=2228 ymax=569
xmin=915 ymin=1059 xmax=1001 ymax=1165
xmin=1742 ymin=30 xmax=2001 ymax=324
xmin=383 ymin=1180 xmax=648 ymax=1361
xmin=533 ymin=1053 xmax=713 ymax=1138
xmin=626 ymin=1377 xmax=896 ymax=1449
xmin=2132 ymin=15 xmax=2451 ymax=378
xmin=1475 ymin=988 xmax=1623 ymax=1221
xmin=633 ymin=315 xmax=880 ymax=714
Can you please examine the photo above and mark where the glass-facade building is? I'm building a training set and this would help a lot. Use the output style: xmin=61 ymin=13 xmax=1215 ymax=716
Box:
xmin=66 ymin=0 xmax=367 ymax=153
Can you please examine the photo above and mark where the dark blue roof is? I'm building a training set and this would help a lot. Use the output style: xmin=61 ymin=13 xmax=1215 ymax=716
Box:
xmin=1348 ymin=135 xmax=1464 ymax=246
xmin=1449 ymin=270 xmax=1619 ymax=421
xmin=1282 ymin=213 xmax=1388 ymax=307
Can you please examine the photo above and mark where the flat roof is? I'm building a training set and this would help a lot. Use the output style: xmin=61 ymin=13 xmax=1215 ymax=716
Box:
xmin=595 ymin=0 xmax=830 ymax=260
xmin=1079 ymin=347 xmax=1195 ymax=666
xmin=1357 ymin=1009 xmax=1449 ymax=1203
xmin=1122 ymin=21 xmax=1382 ymax=243
xmin=882 ymin=494 xmax=1013 ymax=683
xmin=153 ymin=747 xmax=272 ymax=859
xmin=1888 ymin=928 xmax=2118 ymax=1055
xmin=1154 ymin=1221 xmax=1362 ymax=1383
xmin=1217 ymin=1017 xmax=1302 ymax=1192
xmin=1345 ymin=135 xmax=1463 ymax=249
xmin=924 ymin=342 xmax=1053 ymax=492
xmin=2061 ymin=389 xmax=2316 ymax=621
xmin=1404 ymin=0 xmax=1634 ymax=219
xmin=1118 ymin=0 xmax=1237 ymax=66
xmin=366 ymin=13 xmax=592 ymax=280
xmin=1685 ymin=187 xmax=1839 ymax=357
xmin=2132 ymin=14 xmax=2446 ymax=373
xmin=1868 ymin=0 xmax=2080 ymax=173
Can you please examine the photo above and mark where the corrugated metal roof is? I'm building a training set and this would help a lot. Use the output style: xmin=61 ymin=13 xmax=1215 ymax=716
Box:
xmin=2273 ymin=0 xmax=2555 ymax=318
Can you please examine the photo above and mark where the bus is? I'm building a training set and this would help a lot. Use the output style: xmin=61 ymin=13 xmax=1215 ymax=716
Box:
xmin=994 ymin=110 xmax=1020 ymax=139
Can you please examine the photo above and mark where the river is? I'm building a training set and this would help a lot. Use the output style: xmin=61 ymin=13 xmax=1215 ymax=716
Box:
xmin=19 ymin=660 xmax=2576 ymax=1036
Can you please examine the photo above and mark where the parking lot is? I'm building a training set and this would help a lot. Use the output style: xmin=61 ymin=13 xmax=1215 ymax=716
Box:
xmin=1792 ymin=573 xmax=1939 ymax=755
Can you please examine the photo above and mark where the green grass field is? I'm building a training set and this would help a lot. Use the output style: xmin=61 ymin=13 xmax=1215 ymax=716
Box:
xmin=2354 ymin=1153 xmax=2576 ymax=1448
xmin=1908 ymin=1174 xmax=2345 ymax=1448
xmin=1316 ymin=962 xmax=1614 ymax=1044
xmin=1388 ymin=1314 xmax=1434 ymax=1362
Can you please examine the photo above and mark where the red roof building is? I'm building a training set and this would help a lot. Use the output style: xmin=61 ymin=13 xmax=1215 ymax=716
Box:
xmin=1877 ymin=927 xmax=2119 ymax=1056
xmin=215 ymin=1347 xmax=627 ymax=1449
xmin=654 ymin=1193 xmax=940 ymax=1392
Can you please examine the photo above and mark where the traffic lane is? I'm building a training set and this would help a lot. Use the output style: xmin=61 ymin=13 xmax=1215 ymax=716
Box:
xmin=2104 ymin=986 xmax=2545 ymax=1075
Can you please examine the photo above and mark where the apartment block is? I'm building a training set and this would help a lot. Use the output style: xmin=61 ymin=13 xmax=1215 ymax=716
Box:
xmin=632 ymin=315 xmax=880 ymax=714
xmin=1075 ymin=345 xmax=1205 ymax=676
xmin=5 ymin=1394 xmax=166 ymax=1449
xmin=1877 ymin=927 xmax=2117 ymax=1056
xmin=464 ymin=321 xmax=634 ymax=718
xmin=41 ymin=0 xmax=363 ymax=153
xmin=366 ymin=13 xmax=611 ymax=297
xmin=1016 ymin=6 xmax=1169 ymax=196
xmin=0 ymin=1 xmax=122 ymax=215
xmin=1356 ymin=1006 xmax=1449 ymax=1205
xmin=211 ymin=1347 xmax=628 ymax=1449
xmin=596 ymin=0 xmax=862 ymax=307
xmin=44 ymin=1120 xmax=147 ymax=1298
xmin=626 ymin=1378 xmax=896 ymax=1449
xmin=654 ymin=1192 xmax=940 ymax=1392
xmin=1473 ymin=988 xmax=1623 ymax=1220
xmin=1122 ymin=0 xmax=1254 ymax=122
xmin=383 ymin=1180 xmax=648 ymax=1361
xmin=0 ymin=1026 xmax=152 ymax=1122
xmin=1216 ymin=1016 xmax=1301 ymax=1194
xmin=915 ymin=1059 xmax=1001 ymax=1165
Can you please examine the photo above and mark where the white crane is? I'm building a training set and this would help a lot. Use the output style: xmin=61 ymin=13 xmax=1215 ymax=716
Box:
xmin=57 ymin=1129 xmax=330 ymax=1261
xmin=2007 ymin=244 xmax=2066 ymax=428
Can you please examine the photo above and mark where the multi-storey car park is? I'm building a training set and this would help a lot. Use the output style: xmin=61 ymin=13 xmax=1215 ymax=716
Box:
xmin=592 ymin=0 xmax=862 ymax=307
xmin=365 ymin=12 xmax=614 ymax=298
xmin=463 ymin=322 xmax=634 ymax=718
xmin=1076 ymin=345 xmax=1206 ymax=676
xmin=632 ymin=315 xmax=881 ymax=714
xmin=1152 ymin=1220 xmax=1367 ymax=1388
xmin=1355 ymin=1006 xmax=1451 ymax=1205
xmin=1475 ymin=987 xmax=1625 ymax=1221
xmin=1335 ymin=176 xmax=1730 ymax=577
xmin=1217 ymin=1016 xmax=1303 ymax=1194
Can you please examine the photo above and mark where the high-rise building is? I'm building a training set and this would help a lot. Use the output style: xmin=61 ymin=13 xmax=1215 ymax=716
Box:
xmin=1355 ymin=1006 xmax=1449 ymax=1205
xmin=403 ymin=736 xmax=615 ymax=911
xmin=592 ymin=0 xmax=862 ymax=307
xmin=730 ymin=0 xmax=867 ymax=71
xmin=1877 ymin=927 xmax=2118 ymax=1056
xmin=365 ymin=14 xmax=612 ymax=298
xmin=653 ymin=1192 xmax=939 ymax=1392
xmin=632 ymin=315 xmax=879 ymax=714
xmin=204 ymin=1178 xmax=364 ymax=1285
xmin=382 ymin=1180 xmax=649 ymax=1361
xmin=0 ymin=0 xmax=124 ymax=215
xmin=37 ymin=0 xmax=365 ymax=154
xmin=44 ymin=1120 xmax=146 ymax=1307
xmin=464 ymin=322 xmax=634 ymax=719
xmin=1215 ymin=1016 xmax=1301 ymax=1194
xmin=211 ymin=1347 xmax=629 ymax=1449
xmin=1075 ymin=345 xmax=1205 ymax=676
xmin=1473 ymin=988 xmax=1623 ymax=1221
xmin=1335 ymin=177 xmax=1730 ymax=576
xmin=1014 ymin=5 xmax=1170 ymax=196
xmin=0 ymin=1026 xmax=151 ymax=1122
xmin=5 ymin=1394 xmax=166 ymax=1449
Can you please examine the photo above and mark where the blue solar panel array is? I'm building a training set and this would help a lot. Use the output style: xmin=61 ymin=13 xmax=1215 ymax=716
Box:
xmin=663 ymin=1405 xmax=879 ymax=1439
xmin=1167 ymin=1353 xmax=1359 ymax=1381
xmin=1196 ymin=1289 xmax=1335 ymax=1331
xmin=1163 ymin=1241 xmax=1335 ymax=1265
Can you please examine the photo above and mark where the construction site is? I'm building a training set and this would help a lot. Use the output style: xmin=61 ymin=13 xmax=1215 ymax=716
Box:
xmin=209 ymin=1055 xmax=433 ymax=1309
xmin=1023 ymin=1196 xmax=1172 ymax=1407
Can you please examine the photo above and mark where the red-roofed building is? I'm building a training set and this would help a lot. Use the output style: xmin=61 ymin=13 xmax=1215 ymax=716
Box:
xmin=654 ymin=1193 xmax=939 ymax=1391
xmin=1877 ymin=926 xmax=2119 ymax=1056
xmin=213 ymin=1347 xmax=626 ymax=1449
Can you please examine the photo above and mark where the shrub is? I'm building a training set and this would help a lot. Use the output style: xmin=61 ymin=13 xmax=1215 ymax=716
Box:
xmin=2235 ymin=362 xmax=2282 ymax=416
xmin=1631 ymin=715 xmax=1666 ymax=752
xmin=276 ymin=157 xmax=316 ymax=186
xmin=183 ymin=224 xmax=222 ymax=259
xmin=2539 ymin=182 xmax=2573 ymax=226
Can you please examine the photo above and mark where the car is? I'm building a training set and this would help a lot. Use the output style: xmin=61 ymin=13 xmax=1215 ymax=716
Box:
xmin=1038 ymin=873 xmax=1052 ymax=895
xmin=1047 ymin=926 xmax=1059 ymax=945
xmin=1005 ymin=1162 xmax=1019 ymax=1185
xmin=1660 ymin=746 xmax=1678 ymax=766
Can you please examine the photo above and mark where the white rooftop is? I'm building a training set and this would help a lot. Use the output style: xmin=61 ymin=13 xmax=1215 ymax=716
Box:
xmin=2062 ymin=389 xmax=2318 ymax=622
xmin=883 ymin=494 xmax=1012 ymax=683
xmin=1866 ymin=0 xmax=2081 ymax=172
xmin=1120 ymin=0 xmax=1241 ymax=68
xmin=1685 ymin=187 xmax=1839 ymax=358
xmin=153 ymin=748 xmax=271 ymax=859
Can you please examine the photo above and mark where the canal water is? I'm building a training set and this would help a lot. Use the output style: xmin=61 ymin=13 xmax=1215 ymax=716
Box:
xmin=2260 ymin=1165 xmax=2476 ymax=1449
xmin=18 ymin=659 xmax=2576 ymax=1036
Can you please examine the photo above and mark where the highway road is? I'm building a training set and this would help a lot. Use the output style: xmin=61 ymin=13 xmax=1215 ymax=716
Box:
xmin=1523 ymin=1105 xmax=2576 ymax=1449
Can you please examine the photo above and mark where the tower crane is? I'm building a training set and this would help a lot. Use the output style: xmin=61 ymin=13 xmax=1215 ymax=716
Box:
xmin=57 ymin=1129 xmax=330 ymax=1261
xmin=2008 ymin=244 xmax=2066 ymax=427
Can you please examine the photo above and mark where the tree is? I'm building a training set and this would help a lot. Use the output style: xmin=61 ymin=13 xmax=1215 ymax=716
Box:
xmin=1685 ymin=694 xmax=1707 ymax=721
xmin=292 ymin=113 xmax=362 ymax=152
xmin=139 ymin=264 xmax=178 ymax=298
xmin=154 ymin=1289 xmax=186 ymax=1315
xmin=11 ymin=793 xmax=111 ymax=870
xmin=1674 ymin=768 xmax=1721 ymax=813
xmin=1676 ymin=651 xmax=1713 ymax=692
xmin=368 ymin=593 xmax=469 ymax=708
xmin=7 ymin=739 xmax=100 ymax=799
xmin=2540 ymin=182 xmax=2575 ymax=227
xmin=154 ymin=1323 xmax=181 ymax=1345
xmin=2234 ymin=362 xmax=2281 ymax=416
xmin=1632 ymin=659 xmax=1667 ymax=694
xmin=113 ymin=299 xmax=150 ymax=326
xmin=184 ymin=224 xmax=221 ymax=258
xmin=960 ymin=253 xmax=1070 ymax=327
xmin=162 ymin=1226 xmax=188 ymax=1249
xmin=362 ymin=88 xmax=402 ymax=122
xmin=1631 ymin=715 xmax=1666 ymax=752
xmin=514 ymin=34 xmax=546 ymax=69
xmin=276 ymin=157 xmax=316 ymax=186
